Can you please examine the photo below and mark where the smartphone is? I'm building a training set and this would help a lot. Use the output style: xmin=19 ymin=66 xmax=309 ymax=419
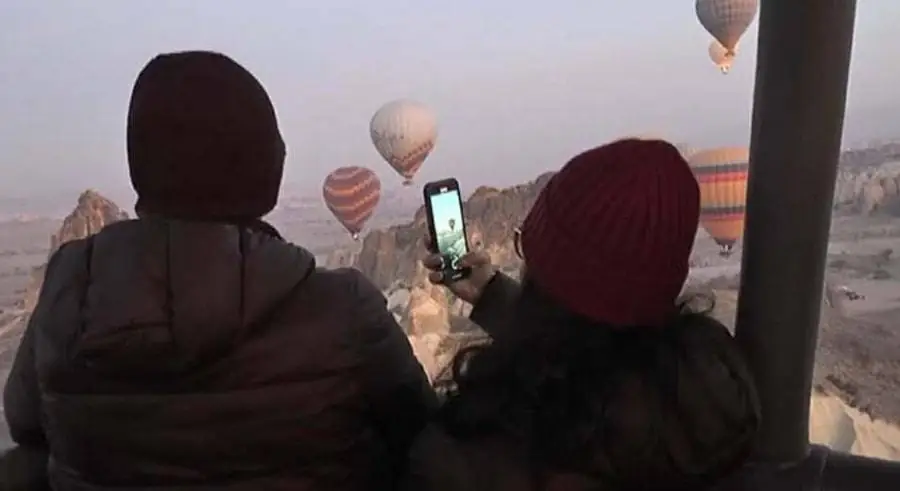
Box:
xmin=423 ymin=178 xmax=471 ymax=281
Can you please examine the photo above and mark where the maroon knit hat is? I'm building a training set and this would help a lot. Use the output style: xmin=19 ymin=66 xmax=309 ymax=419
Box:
xmin=127 ymin=51 xmax=286 ymax=220
xmin=521 ymin=139 xmax=700 ymax=327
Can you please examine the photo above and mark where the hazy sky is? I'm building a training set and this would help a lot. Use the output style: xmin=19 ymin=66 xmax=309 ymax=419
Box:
xmin=2 ymin=1 xmax=900 ymax=210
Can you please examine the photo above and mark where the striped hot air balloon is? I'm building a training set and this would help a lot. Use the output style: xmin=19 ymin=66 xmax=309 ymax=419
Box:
xmin=322 ymin=166 xmax=382 ymax=240
xmin=370 ymin=100 xmax=437 ymax=186
xmin=688 ymin=147 xmax=749 ymax=257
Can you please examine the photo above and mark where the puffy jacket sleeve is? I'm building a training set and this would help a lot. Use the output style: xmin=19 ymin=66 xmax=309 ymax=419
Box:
xmin=1 ymin=249 xmax=69 ymax=448
xmin=349 ymin=270 xmax=439 ymax=479
xmin=0 ymin=445 xmax=50 ymax=491
xmin=469 ymin=272 xmax=521 ymax=338
xmin=3 ymin=314 xmax=44 ymax=447
xmin=4 ymin=242 xmax=78 ymax=448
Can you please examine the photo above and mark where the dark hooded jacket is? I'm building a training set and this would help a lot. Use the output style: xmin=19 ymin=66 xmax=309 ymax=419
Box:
xmin=3 ymin=218 xmax=436 ymax=490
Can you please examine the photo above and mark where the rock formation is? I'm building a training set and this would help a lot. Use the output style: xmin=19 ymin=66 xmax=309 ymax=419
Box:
xmin=833 ymin=143 xmax=900 ymax=215
xmin=810 ymin=391 xmax=900 ymax=460
xmin=20 ymin=190 xmax=128 ymax=312
xmin=329 ymin=174 xmax=558 ymax=379
xmin=5 ymin=188 xmax=128 ymax=336
xmin=332 ymin=172 xmax=554 ymax=291
xmin=834 ymin=167 xmax=900 ymax=215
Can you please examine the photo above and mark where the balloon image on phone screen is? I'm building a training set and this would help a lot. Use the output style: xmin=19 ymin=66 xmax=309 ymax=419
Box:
xmin=423 ymin=178 xmax=471 ymax=281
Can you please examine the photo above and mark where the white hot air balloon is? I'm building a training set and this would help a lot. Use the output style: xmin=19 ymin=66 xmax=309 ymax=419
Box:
xmin=695 ymin=0 xmax=759 ymax=55
xmin=709 ymin=39 xmax=738 ymax=74
xmin=370 ymin=100 xmax=438 ymax=186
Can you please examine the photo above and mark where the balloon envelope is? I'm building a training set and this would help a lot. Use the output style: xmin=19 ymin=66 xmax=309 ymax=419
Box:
xmin=696 ymin=0 xmax=758 ymax=53
xmin=370 ymin=100 xmax=437 ymax=184
xmin=688 ymin=147 xmax=749 ymax=252
xmin=322 ymin=166 xmax=382 ymax=238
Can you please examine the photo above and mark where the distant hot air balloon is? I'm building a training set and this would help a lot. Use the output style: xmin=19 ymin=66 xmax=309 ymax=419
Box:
xmin=370 ymin=100 xmax=437 ymax=186
xmin=709 ymin=40 xmax=738 ymax=74
xmin=695 ymin=0 xmax=758 ymax=55
xmin=688 ymin=147 xmax=749 ymax=257
xmin=322 ymin=166 xmax=382 ymax=240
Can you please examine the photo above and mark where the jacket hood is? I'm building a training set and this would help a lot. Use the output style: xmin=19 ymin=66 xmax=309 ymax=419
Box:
xmin=127 ymin=51 xmax=286 ymax=220
xmin=43 ymin=218 xmax=314 ymax=377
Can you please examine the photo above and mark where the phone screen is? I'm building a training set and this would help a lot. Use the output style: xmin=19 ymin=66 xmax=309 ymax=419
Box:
xmin=428 ymin=186 xmax=469 ymax=275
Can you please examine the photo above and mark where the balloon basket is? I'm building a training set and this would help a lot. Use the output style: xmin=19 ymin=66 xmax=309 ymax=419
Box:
xmin=401 ymin=179 xmax=414 ymax=187
xmin=351 ymin=233 xmax=360 ymax=241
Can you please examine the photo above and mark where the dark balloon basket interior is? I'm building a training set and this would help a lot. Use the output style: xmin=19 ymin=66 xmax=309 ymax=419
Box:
xmin=0 ymin=445 xmax=50 ymax=491
xmin=2 ymin=443 xmax=900 ymax=490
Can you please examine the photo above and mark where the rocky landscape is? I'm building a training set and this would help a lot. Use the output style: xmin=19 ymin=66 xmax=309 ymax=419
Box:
xmin=4 ymin=143 xmax=900 ymax=459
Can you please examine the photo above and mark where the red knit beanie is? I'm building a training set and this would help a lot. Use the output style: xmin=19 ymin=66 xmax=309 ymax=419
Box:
xmin=127 ymin=51 xmax=286 ymax=220
xmin=521 ymin=139 xmax=700 ymax=327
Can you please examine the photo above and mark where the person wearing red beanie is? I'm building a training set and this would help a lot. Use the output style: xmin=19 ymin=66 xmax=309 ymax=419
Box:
xmin=3 ymin=51 xmax=436 ymax=490
xmin=406 ymin=139 xmax=760 ymax=491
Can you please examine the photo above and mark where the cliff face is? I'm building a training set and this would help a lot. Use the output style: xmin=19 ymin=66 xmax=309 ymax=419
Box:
xmin=48 ymin=190 xmax=129 ymax=256
xmin=834 ymin=142 xmax=900 ymax=215
xmin=834 ymin=166 xmax=900 ymax=215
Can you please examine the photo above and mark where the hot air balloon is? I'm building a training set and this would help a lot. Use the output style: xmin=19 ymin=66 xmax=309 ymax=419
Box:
xmin=688 ymin=147 xmax=749 ymax=257
xmin=709 ymin=40 xmax=738 ymax=74
xmin=370 ymin=100 xmax=437 ymax=186
xmin=695 ymin=0 xmax=758 ymax=55
xmin=322 ymin=166 xmax=382 ymax=240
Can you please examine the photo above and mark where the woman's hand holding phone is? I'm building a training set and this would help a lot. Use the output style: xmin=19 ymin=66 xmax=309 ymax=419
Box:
xmin=422 ymin=236 xmax=496 ymax=305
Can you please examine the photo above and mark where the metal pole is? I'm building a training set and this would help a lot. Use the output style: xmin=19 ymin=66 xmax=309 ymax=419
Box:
xmin=735 ymin=0 xmax=857 ymax=464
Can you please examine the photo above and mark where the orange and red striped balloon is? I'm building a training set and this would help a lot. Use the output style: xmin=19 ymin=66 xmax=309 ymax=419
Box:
xmin=322 ymin=166 xmax=382 ymax=240
xmin=688 ymin=147 xmax=749 ymax=255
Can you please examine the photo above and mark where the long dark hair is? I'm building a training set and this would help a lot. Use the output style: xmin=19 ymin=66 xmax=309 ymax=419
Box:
xmin=437 ymin=278 xmax=759 ymax=490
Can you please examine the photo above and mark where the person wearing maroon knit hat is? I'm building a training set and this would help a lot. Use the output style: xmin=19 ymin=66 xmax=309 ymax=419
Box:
xmin=520 ymin=138 xmax=701 ymax=328
xmin=407 ymin=139 xmax=761 ymax=491
xmin=4 ymin=51 xmax=436 ymax=490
